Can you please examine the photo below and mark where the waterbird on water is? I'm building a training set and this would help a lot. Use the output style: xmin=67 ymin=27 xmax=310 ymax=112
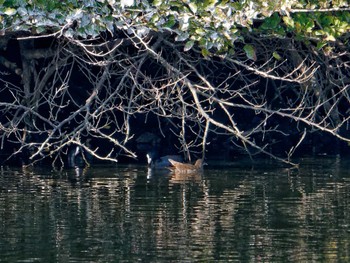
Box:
xmin=68 ymin=144 xmax=93 ymax=168
xmin=168 ymin=159 xmax=205 ymax=174
xmin=146 ymin=152 xmax=183 ymax=168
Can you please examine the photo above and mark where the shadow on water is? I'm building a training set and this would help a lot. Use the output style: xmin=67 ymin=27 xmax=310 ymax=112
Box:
xmin=1 ymin=156 xmax=350 ymax=262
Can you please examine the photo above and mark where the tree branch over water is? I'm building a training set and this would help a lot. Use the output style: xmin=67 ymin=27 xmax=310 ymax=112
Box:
xmin=0 ymin=1 xmax=349 ymax=166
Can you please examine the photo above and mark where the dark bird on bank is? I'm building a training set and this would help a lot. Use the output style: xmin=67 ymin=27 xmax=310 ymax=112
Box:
xmin=146 ymin=152 xmax=183 ymax=168
xmin=168 ymin=159 xmax=205 ymax=174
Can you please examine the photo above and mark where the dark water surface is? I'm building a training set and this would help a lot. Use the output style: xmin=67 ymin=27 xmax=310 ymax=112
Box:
xmin=1 ymin=157 xmax=350 ymax=262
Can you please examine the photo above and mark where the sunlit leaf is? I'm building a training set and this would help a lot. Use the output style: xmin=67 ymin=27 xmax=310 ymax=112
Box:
xmin=324 ymin=34 xmax=336 ymax=41
xmin=4 ymin=8 xmax=17 ymax=16
xmin=150 ymin=14 xmax=160 ymax=23
xmin=121 ymin=0 xmax=134 ymax=7
xmin=153 ymin=0 xmax=162 ymax=6
xmin=314 ymin=30 xmax=325 ymax=36
xmin=184 ymin=40 xmax=194 ymax=52
xmin=188 ymin=2 xmax=197 ymax=14
xmin=283 ymin=16 xmax=294 ymax=28
xmin=195 ymin=28 xmax=205 ymax=35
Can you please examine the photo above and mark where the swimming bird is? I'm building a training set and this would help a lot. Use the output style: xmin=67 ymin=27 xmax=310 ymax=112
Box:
xmin=168 ymin=159 xmax=204 ymax=174
xmin=68 ymin=145 xmax=93 ymax=168
xmin=68 ymin=145 xmax=81 ymax=168
xmin=146 ymin=152 xmax=183 ymax=168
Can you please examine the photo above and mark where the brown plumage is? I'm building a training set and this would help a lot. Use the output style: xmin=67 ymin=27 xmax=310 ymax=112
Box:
xmin=168 ymin=159 xmax=204 ymax=174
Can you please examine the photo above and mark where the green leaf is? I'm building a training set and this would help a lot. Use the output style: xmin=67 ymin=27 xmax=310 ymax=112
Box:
xmin=243 ymin=44 xmax=256 ymax=61
xmin=153 ymin=0 xmax=162 ymax=6
xmin=184 ymin=40 xmax=194 ymax=52
xmin=320 ymin=15 xmax=333 ymax=26
xmin=260 ymin=13 xmax=280 ymax=30
xmin=316 ymin=41 xmax=327 ymax=50
xmin=272 ymin=51 xmax=281 ymax=60
xmin=150 ymin=14 xmax=160 ymax=23
xmin=175 ymin=32 xmax=189 ymax=42
xmin=202 ymin=0 xmax=217 ymax=8
xmin=201 ymin=48 xmax=210 ymax=58
xmin=163 ymin=15 xmax=176 ymax=28
xmin=168 ymin=1 xmax=183 ymax=7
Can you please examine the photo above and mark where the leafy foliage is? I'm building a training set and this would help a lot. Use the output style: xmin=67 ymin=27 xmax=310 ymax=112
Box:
xmin=0 ymin=0 xmax=349 ymax=55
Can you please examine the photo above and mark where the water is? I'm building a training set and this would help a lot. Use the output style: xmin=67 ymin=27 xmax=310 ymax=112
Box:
xmin=1 ymin=157 xmax=350 ymax=262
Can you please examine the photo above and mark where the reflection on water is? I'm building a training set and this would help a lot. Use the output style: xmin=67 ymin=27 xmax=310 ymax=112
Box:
xmin=1 ymin=157 xmax=350 ymax=262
